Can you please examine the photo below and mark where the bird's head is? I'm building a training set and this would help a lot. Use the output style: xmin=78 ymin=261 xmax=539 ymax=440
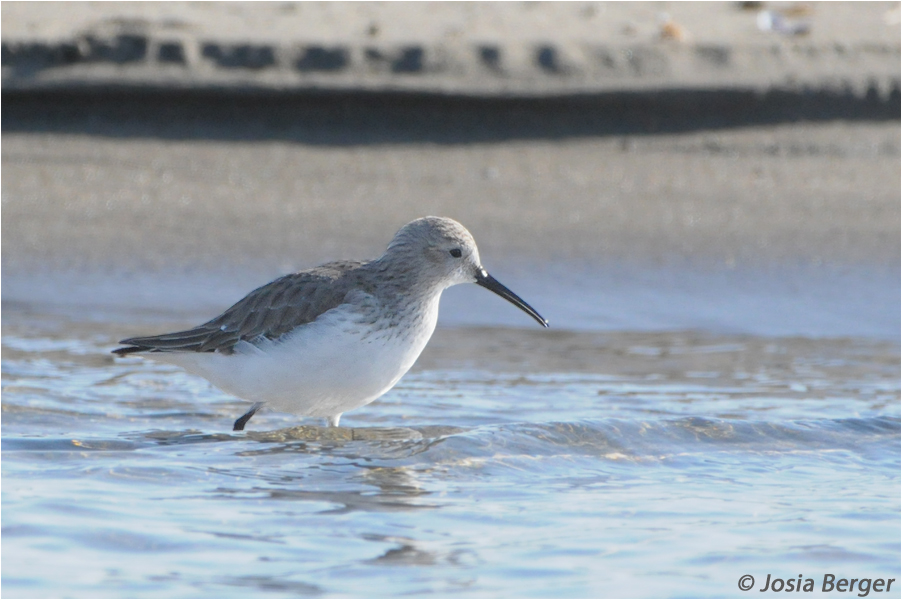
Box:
xmin=383 ymin=216 xmax=548 ymax=327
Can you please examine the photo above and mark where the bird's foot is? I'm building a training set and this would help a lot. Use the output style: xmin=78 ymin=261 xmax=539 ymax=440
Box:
xmin=233 ymin=402 xmax=264 ymax=431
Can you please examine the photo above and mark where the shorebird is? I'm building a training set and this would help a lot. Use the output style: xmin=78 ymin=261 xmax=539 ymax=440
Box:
xmin=113 ymin=217 xmax=547 ymax=431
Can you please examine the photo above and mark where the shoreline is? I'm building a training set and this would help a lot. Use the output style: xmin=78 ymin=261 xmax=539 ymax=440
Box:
xmin=4 ymin=260 xmax=899 ymax=341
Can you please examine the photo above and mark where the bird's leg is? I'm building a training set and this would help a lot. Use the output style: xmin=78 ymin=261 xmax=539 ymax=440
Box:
xmin=233 ymin=402 xmax=264 ymax=431
xmin=327 ymin=413 xmax=342 ymax=427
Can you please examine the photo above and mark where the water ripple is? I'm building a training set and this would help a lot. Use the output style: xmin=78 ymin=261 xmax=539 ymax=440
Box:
xmin=2 ymin=311 xmax=899 ymax=597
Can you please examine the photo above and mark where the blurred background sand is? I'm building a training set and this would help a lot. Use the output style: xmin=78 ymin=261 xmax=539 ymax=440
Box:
xmin=2 ymin=1 xmax=900 ymax=338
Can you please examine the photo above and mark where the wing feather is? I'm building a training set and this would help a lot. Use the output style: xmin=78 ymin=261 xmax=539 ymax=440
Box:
xmin=113 ymin=261 xmax=367 ymax=356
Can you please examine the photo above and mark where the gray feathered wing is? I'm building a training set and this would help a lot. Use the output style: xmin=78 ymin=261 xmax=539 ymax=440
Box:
xmin=113 ymin=261 xmax=367 ymax=356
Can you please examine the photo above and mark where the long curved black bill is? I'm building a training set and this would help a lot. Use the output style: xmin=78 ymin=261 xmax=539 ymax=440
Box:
xmin=475 ymin=269 xmax=549 ymax=327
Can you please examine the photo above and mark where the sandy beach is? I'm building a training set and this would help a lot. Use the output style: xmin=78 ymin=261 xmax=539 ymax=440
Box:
xmin=3 ymin=107 xmax=898 ymax=273
xmin=3 ymin=1 xmax=899 ymax=276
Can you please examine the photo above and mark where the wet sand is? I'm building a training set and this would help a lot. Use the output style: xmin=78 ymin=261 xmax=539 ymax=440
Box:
xmin=3 ymin=93 xmax=898 ymax=341
xmin=2 ymin=111 xmax=898 ymax=272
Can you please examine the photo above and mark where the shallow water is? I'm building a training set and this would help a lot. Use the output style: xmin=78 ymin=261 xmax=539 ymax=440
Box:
xmin=2 ymin=296 xmax=899 ymax=598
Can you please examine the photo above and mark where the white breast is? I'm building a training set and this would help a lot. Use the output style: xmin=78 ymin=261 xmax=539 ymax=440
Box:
xmin=153 ymin=295 xmax=441 ymax=418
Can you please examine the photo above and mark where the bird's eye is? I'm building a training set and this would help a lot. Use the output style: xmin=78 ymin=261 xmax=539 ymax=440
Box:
xmin=449 ymin=248 xmax=462 ymax=258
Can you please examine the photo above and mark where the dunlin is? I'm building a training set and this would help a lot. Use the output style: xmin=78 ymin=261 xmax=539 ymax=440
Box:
xmin=114 ymin=217 xmax=547 ymax=430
